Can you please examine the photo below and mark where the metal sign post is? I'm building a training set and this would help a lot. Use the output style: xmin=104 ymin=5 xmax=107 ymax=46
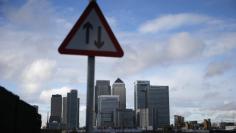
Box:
xmin=86 ymin=1 xmax=95 ymax=133
xmin=86 ymin=56 xmax=95 ymax=133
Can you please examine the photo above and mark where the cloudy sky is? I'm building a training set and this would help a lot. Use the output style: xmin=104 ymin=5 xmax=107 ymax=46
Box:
xmin=1 ymin=0 xmax=236 ymax=127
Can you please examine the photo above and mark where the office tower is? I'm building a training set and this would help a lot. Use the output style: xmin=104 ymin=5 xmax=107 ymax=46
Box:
xmin=134 ymin=81 xmax=170 ymax=129
xmin=114 ymin=109 xmax=135 ymax=128
xmin=62 ymin=97 xmax=67 ymax=125
xmin=134 ymin=80 xmax=150 ymax=128
xmin=148 ymin=85 xmax=170 ymax=129
xmin=94 ymin=80 xmax=111 ymax=127
xmin=95 ymin=80 xmax=111 ymax=114
xmin=134 ymin=81 xmax=150 ymax=110
xmin=112 ymin=78 xmax=126 ymax=110
xmin=67 ymin=90 xmax=80 ymax=129
xmin=50 ymin=94 xmax=62 ymax=123
xmin=174 ymin=115 xmax=185 ymax=128
xmin=97 ymin=95 xmax=119 ymax=128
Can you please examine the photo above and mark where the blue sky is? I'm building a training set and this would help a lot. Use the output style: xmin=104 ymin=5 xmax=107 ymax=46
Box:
xmin=0 ymin=0 xmax=236 ymax=127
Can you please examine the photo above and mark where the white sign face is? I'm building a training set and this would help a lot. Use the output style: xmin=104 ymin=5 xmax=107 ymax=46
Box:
xmin=66 ymin=9 xmax=116 ymax=52
xmin=58 ymin=1 xmax=123 ymax=57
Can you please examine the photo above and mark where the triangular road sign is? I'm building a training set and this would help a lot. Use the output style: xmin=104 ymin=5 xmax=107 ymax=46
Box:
xmin=58 ymin=1 xmax=124 ymax=57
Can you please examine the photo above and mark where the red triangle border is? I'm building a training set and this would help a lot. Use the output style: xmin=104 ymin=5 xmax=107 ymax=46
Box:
xmin=58 ymin=1 xmax=124 ymax=57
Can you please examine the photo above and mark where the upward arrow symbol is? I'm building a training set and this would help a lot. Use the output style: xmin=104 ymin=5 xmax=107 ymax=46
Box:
xmin=83 ymin=22 xmax=93 ymax=44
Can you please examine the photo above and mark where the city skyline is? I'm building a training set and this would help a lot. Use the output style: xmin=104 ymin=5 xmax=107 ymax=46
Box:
xmin=1 ymin=0 xmax=236 ymax=128
xmin=44 ymin=78 xmax=235 ymax=128
xmin=1 ymin=84 xmax=234 ymax=132
xmin=46 ymin=79 xmax=171 ymax=130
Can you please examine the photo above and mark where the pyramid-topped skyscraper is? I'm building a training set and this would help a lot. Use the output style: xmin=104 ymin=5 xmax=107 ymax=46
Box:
xmin=112 ymin=78 xmax=126 ymax=110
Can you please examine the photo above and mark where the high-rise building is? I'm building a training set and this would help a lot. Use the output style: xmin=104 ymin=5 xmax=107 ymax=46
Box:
xmin=134 ymin=81 xmax=150 ymax=127
xmin=94 ymin=80 xmax=111 ymax=126
xmin=67 ymin=90 xmax=80 ymax=129
xmin=134 ymin=81 xmax=150 ymax=110
xmin=134 ymin=81 xmax=170 ymax=129
xmin=112 ymin=78 xmax=126 ymax=110
xmin=97 ymin=95 xmax=119 ymax=128
xmin=148 ymin=85 xmax=170 ymax=129
xmin=50 ymin=94 xmax=62 ymax=123
xmin=95 ymin=80 xmax=111 ymax=114
xmin=62 ymin=97 xmax=67 ymax=125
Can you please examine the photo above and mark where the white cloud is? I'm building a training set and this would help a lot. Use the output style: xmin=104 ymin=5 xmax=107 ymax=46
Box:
xmin=0 ymin=0 xmax=70 ymax=81
xmin=214 ymin=111 xmax=236 ymax=122
xmin=205 ymin=60 xmax=233 ymax=77
xmin=21 ymin=59 xmax=56 ymax=94
xmin=39 ymin=86 xmax=71 ymax=103
xmin=204 ymin=32 xmax=236 ymax=57
xmin=166 ymin=32 xmax=205 ymax=60
xmin=0 ymin=54 xmax=23 ymax=79
xmin=114 ymin=32 xmax=205 ymax=76
xmin=54 ymin=67 xmax=86 ymax=84
xmin=139 ymin=13 xmax=210 ymax=33
xmin=22 ymin=59 xmax=56 ymax=83
xmin=5 ymin=0 xmax=53 ymax=31
xmin=208 ymin=101 xmax=236 ymax=112
xmin=2 ymin=0 xmax=71 ymax=35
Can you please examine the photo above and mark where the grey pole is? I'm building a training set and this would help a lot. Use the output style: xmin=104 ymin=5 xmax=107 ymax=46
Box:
xmin=86 ymin=56 xmax=95 ymax=133
xmin=86 ymin=0 xmax=96 ymax=132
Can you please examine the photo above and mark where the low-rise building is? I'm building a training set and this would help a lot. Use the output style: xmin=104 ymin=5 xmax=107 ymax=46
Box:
xmin=203 ymin=119 xmax=211 ymax=130
xmin=174 ymin=115 xmax=185 ymax=128
xmin=219 ymin=122 xmax=234 ymax=129
xmin=185 ymin=121 xmax=199 ymax=129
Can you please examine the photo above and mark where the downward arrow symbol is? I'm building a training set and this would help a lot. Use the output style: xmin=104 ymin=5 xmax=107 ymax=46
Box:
xmin=94 ymin=26 xmax=104 ymax=49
